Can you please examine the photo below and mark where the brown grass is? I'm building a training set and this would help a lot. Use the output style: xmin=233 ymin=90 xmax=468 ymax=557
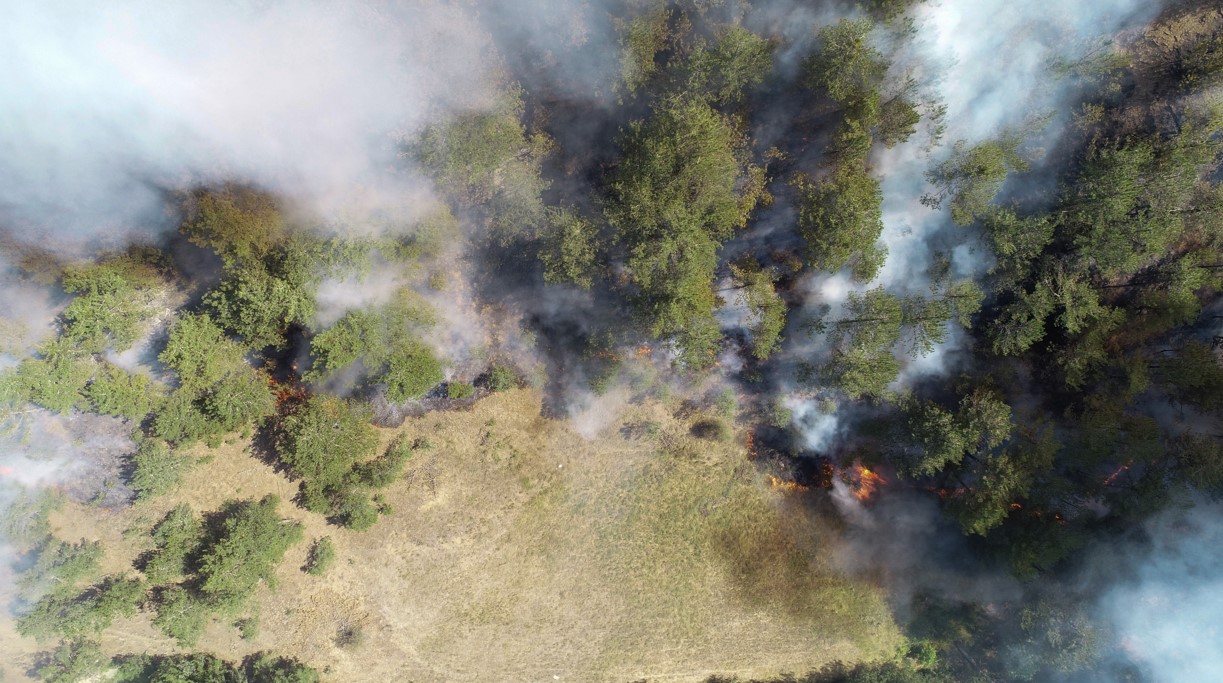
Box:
xmin=2 ymin=390 xmax=902 ymax=682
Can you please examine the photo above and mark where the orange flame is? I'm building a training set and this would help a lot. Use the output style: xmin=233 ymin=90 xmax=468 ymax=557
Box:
xmin=846 ymin=463 xmax=886 ymax=502
xmin=768 ymin=474 xmax=809 ymax=493
xmin=745 ymin=432 xmax=758 ymax=460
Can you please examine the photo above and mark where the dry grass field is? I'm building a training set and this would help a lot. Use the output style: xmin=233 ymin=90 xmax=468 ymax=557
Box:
xmin=2 ymin=389 xmax=903 ymax=682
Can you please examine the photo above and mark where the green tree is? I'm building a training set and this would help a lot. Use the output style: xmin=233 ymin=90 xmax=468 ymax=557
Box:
xmin=158 ymin=314 xmax=248 ymax=395
xmin=19 ymin=538 xmax=102 ymax=597
xmin=682 ymin=26 xmax=774 ymax=105
xmin=383 ymin=339 xmax=444 ymax=402
xmin=86 ymin=364 xmax=161 ymax=422
xmin=153 ymin=586 xmax=209 ymax=648
xmin=901 ymin=389 xmax=1013 ymax=478
xmin=204 ymin=252 xmax=317 ymax=350
xmin=278 ymin=396 xmax=378 ymax=488
xmin=924 ymin=136 xmax=1029 ymax=225
xmin=540 ymin=207 xmax=600 ymax=289
xmin=59 ymin=253 xmax=167 ymax=353
xmin=796 ymin=165 xmax=885 ymax=281
xmin=416 ymin=87 xmax=550 ymax=239
xmin=307 ymin=291 xmax=442 ymax=401
xmin=804 ymin=19 xmax=886 ymax=106
xmin=196 ymin=496 xmax=302 ymax=608
xmin=615 ymin=5 xmax=671 ymax=95
xmin=604 ymin=96 xmax=767 ymax=368
xmin=203 ymin=368 xmax=276 ymax=432
xmin=32 ymin=639 xmax=107 ymax=683
xmin=11 ymin=340 xmax=95 ymax=414
xmin=142 ymin=504 xmax=203 ymax=584
xmin=17 ymin=575 xmax=144 ymax=641
xmin=245 ymin=653 xmax=322 ymax=683
xmin=182 ymin=186 xmax=287 ymax=264
xmin=1155 ymin=340 xmax=1223 ymax=412
xmin=729 ymin=260 xmax=787 ymax=360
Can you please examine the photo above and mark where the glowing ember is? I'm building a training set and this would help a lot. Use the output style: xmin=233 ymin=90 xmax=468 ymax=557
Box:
xmin=1103 ymin=463 xmax=1131 ymax=487
xmin=843 ymin=462 xmax=886 ymax=502
xmin=745 ymin=432 xmax=758 ymax=460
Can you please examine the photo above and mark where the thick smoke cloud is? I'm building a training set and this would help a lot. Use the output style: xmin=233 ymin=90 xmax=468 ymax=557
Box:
xmin=0 ymin=0 xmax=499 ymax=237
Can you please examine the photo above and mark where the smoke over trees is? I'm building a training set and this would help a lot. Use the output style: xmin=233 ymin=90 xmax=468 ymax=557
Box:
xmin=0 ymin=0 xmax=1221 ymax=681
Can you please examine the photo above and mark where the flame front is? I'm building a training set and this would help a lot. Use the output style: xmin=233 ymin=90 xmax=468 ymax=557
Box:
xmin=767 ymin=474 xmax=809 ymax=493
xmin=845 ymin=463 xmax=886 ymax=503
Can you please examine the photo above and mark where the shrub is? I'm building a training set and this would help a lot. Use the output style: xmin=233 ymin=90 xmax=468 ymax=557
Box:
xmin=447 ymin=381 xmax=475 ymax=400
xmin=349 ymin=439 xmax=413 ymax=489
xmin=245 ymin=653 xmax=321 ymax=683
xmin=304 ymin=537 xmax=336 ymax=576
xmin=331 ymin=489 xmax=378 ymax=532
xmin=485 ymin=364 xmax=518 ymax=392
xmin=238 ymin=616 xmax=261 ymax=640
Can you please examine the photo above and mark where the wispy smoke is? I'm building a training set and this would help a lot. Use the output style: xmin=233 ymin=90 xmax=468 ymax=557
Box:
xmin=783 ymin=0 xmax=1164 ymax=454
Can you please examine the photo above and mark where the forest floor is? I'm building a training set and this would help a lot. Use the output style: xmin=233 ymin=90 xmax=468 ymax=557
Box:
xmin=2 ymin=389 xmax=902 ymax=682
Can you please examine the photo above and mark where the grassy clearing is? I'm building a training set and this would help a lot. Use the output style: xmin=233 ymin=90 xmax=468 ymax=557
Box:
xmin=4 ymin=390 xmax=902 ymax=682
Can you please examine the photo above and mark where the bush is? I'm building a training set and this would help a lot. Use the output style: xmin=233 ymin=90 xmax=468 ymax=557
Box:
xmin=331 ymin=489 xmax=378 ymax=531
xmin=333 ymin=620 xmax=365 ymax=649
xmin=485 ymin=364 xmax=518 ymax=392
xmin=447 ymin=380 xmax=475 ymax=400
xmin=245 ymin=653 xmax=321 ymax=683
xmin=349 ymin=439 xmax=413 ymax=489
xmin=238 ymin=616 xmax=260 ymax=640
xmin=304 ymin=537 xmax=336 ymax=576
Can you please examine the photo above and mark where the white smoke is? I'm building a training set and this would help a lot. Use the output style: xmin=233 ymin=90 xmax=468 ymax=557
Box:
xmin=1098 ymin=500 xmax=1223 ymax=683
xmin=786 ymin=0 xmax=1163 ymax=450
xmin=0 ymin=0 xmax=500 ymax=237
